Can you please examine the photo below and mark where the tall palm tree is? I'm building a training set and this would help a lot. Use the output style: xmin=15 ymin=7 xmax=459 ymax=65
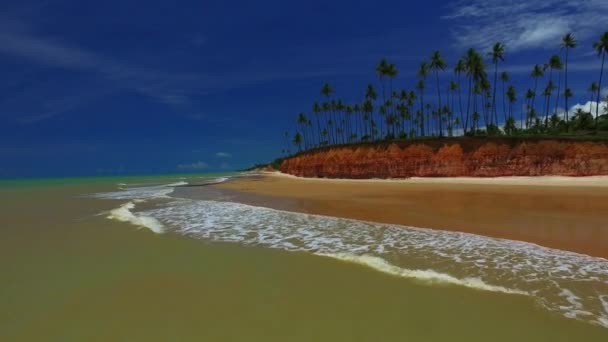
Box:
xmin=488 ymin=42 xmax=506 ymax=126
xmin=546 ymin=55 xmax=562 ymax=123
xmin=312 ymin=102 xmax=322 ymax=146
xmin=454 ymin=59 xmax=466 ymax=133
xmin=365 ymin=84 xmax=377 ymax=140
xmin=297 ymin=112 xmax=309 ymax=149
xmin=449 ymin=80 xmax=458 ymax=136
xmin=417 ymin=62 xmax=429 ymax=136
xmin=352 ymin=103 xmax=361 ymax=139
xmin=385 ymin=63 xmax=399 ymax=120
xmin=500 ymin=71 xmax=510 ymax=124
xmin=293 ymin=132 xmax=302 ymax=152
xmin=320 ymin=83 xmax=334 ymax=144
xmin=321 ymin=83 xmax=334 ymax=99
xmin=588 ymin=82 xmax=599 ymax=111
xmin=593 ymin=32 xmax=608 ymax=125
xmin=525 ymin=89 xmax=534 ymax=129
xmin=464 ymin=48 xmax=486 ymax=132
xmin=561 ymin=33 xmax=577 ymax=121
xmin=564 ymin=88 xmax=573 ymax=125
xmin=430 ymin=51 xmax=448 ymax=136
xmin=376 ymin=59 xmax=389 ymax=110
xmin=543 ymin=80 xmax=555 ymax=127
xmin=506 ymin=85 xmax=517 ymax=122
xmin=530 ymin=64 xmax=544 ymax=117
xmin=322 ymin=102 xmax=332 ymax=144
xmin=362 ymin=99 xmax=373 ymax=140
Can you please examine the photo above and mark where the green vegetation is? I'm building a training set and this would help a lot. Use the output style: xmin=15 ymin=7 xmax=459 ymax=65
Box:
xmin=283 ymin=31 xmax=608 ymax=154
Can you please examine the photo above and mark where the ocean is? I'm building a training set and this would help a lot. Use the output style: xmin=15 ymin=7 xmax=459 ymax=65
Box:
xmin=1 ymin=173 xmax=607 ymax=341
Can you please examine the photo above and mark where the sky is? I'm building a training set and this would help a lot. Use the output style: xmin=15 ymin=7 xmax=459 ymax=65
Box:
xmin=1 ymin=0 xmax=607 ymax=177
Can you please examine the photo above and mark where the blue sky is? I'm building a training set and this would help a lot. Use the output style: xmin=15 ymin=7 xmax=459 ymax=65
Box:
xmin=1 ymin=0 xmax=607 ymax=177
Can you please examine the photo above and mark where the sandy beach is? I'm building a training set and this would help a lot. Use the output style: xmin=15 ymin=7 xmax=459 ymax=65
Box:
xmin=216 ymin=173 xmax=608 ymax=258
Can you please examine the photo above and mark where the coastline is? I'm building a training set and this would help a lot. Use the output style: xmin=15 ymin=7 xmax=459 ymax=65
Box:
xmin=262 ymin=171 xmax=608 ymax=187
xmin=214 ymin=172 xmax=608 ymax=258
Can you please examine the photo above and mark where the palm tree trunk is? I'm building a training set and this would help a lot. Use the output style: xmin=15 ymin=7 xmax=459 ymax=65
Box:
xmin=457 ymin=74 xmax=465 ymax=134
xmin=466 ymin=76 xmax=472 ymax=132
xmin=419 ymin=92 xmax=425 ymax=136
xmin=532 ymin=77 xmax=539 ymax=129
xmin=502 ymin=80 xmax=507 ymax=123
xmin=564 ymin=48 xmax=570 ymax=122
xmin=597 ymin=51 xmax=606 ymax=126
xmin=554 ymin=69 xmax=562 ymax=117
xmin=544 ymin=69 xmax=553 ymax=128
xmin=435 ymin=71 xmax=443 ymax=136
xmin=492 ymin=61 xmax=498 ymax=126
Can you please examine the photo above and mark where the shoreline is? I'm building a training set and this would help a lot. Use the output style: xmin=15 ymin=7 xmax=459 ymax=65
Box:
xmin=214 ymin=172 xmax=608 ymax=258
xmin=261 ymin=171 xmax=608 ymax=187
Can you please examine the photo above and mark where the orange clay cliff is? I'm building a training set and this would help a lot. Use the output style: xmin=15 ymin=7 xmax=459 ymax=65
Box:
xmin=280 ymin=138 xmax=608 ymax=178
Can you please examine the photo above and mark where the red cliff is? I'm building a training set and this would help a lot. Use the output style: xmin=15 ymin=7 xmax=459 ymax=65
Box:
xmin=280 ymin=138 xmax=608 ymax=178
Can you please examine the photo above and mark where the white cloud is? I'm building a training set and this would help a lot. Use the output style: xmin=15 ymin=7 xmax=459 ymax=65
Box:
xmin=568 ymin=101 xmax=608 ymax=116
xmin=443 ymin=0 xmax=608 ymax=51
xmin=215 ymin=152 xmax=232 ymax=158
xmin=177 ymin=161 xmax=209 ymax=170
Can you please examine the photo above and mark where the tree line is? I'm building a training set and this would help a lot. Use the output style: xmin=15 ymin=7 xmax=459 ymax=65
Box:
xmin=284 ymin=32 xmax=608 ymax=153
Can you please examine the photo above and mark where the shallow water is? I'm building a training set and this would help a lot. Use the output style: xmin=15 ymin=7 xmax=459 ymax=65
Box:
xmin=1 ymin=174 xmax=607 ymax=341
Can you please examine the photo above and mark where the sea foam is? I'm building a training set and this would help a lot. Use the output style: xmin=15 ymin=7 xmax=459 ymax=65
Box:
xmin=320 ymin=253 xmax=528 ymax=295
xmin=107 ymin=201 xmax=164 ymax=233
xmin=94 ymin=180 xmax=608 ymax=329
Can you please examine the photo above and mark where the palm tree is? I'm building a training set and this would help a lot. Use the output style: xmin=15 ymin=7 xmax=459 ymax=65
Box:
xmin=293 ymin=132 xmax=302 ymax=152
xmin=352 ymin=103 xmax=361 ymax=140
xmin=543 ymin=80 xmax=555 ymax=127
xmin=417 ymin=62 xmax=429 ymax=136
xmin=362 ymin=99 xmax=373 ymax=140
xmin=531 ymin=64 xmax=544 ymax=117
xmin=430 ymin=51 xmax=448 ymax=136
xmin=321 ymin=83 xmax=334 ymax=99
xmin=312 ymin=102 xmax=322 ymax=146
xmin=322 ymin=102 xmax=332 ymax=144
xmin=454 ymin=59 xmax=466 ymax=133
xmin=588 ymin=82 xmax=599 ymax=111
xmin=365 ymin=84 xmax=377 ymax=140
xmin=488 ymin=42 xmax=505 ymax=126
xmin=376 ymin=59 xmax=389 ymax=109
xmin=593 ymin=32 xmax=608 ymax=125
xmin=506 ymin=85 xmax=516 ymax=122
xmin=564 ymin=88 xmax=573 ymax=125
xmin=547 ymin=55 xmax=563 ymax=119
xmin=385 ymin=63 xmax=399 ymax=120
xmin=500 ymin=71 xmax=510 ymax=124
xmin=464 ymin=48 xmax=486 ymax=132
xmin=525 ymin=89 xmax=534 ymax=129
xmin=561 ymin=33 xmax=577 ymax=121
xmin=297 ymin=112 xmax=309 ymax=149
xmin=320 ymin=83 xmax=334 ymax=143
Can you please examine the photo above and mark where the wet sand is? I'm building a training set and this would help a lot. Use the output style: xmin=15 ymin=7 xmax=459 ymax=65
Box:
xmin=214 ymin=173 xmax=608 ymax=258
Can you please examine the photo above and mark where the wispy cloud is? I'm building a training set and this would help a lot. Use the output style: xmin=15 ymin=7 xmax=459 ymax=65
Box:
xmin=215 ymin=152 xmax=231 ymax=158
xmin=443 ymin=0 xmax=608 ymax=51
xmin=0 ymin=22 xmax=199 ymax=122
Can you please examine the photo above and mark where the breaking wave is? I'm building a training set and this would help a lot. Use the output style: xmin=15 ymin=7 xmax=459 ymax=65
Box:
xmin=107 ymin=201 xmax=164 ymax=233
xmin=93 ymin=179 xmax=608 ymax=329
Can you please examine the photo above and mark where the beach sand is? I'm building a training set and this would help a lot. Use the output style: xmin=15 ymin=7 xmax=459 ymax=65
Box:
xmin=215 ymin=173 xmax=608 ymax=258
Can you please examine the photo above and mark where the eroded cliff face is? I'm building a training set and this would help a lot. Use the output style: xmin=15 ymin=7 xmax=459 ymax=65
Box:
xmin=280 ymin=138 xmax=608 ymax=178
